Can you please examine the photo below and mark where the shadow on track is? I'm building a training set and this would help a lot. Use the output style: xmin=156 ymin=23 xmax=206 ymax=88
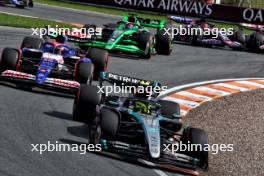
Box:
xmin=66 ymin=125 xmax=89 ymax=139
xmin=0 ymin=80 xmax=74 ymax=99
xmin=58 ymin=137 xmax=156 ymax=173
xmin=110 ymin=53 xmax=143 ymax=60
xmin=44 ymin=111 xmax=73 ymax=121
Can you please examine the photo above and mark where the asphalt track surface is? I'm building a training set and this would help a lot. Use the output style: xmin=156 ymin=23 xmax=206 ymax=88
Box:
xmin=0 ymin=4 xmax=264 ymax=176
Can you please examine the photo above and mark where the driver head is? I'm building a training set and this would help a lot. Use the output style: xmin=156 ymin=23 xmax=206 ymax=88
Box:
xmin=56 ymin=35 xmax=68 ymax=44
xmin=134 ymin=100 xmax=151 ymax=115
xmin=200 ymin=20 xmax=208 ymax=28
xmin=125 ymin=22 xmax=135 ymax=30
xmin=128 ymin=16 xmax=136 ymax=23
xmin=78 ymin=49 xmax=87 ymax=58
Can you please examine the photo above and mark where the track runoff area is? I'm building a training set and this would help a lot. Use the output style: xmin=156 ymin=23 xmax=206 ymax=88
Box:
xmin=159 ymin=78 xmax=264 ymax=116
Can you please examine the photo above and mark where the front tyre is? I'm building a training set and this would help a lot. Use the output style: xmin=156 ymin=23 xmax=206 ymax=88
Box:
xmin=138 ymin=31 xmax=153 ymax=59
xmin=0 ymin=48 xmax=20 ymax=72
xmin=155 ymin=29 xmax=172 ymax=55
xmin=100 ymin=108 xmax=119 ymax=139
xmin=75 ymin=61 xmax=94 ymax=84
xmin=73 ymin=85 xmax=101 ymax=123
xmin=181 ymin=127 xmax=209 ymax=170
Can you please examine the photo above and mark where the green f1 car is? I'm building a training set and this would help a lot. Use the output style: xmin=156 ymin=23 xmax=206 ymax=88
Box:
xmin=48 ymin=15 xmax=173 ymax=59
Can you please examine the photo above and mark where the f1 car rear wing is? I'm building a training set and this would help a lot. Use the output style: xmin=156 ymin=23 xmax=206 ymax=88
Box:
xmin=169 ymin=16 xmax=193 ymax=24
xmin=99 ymin=72 xmax=161 ymax=90
xmin=138 ymin=17 xmax=166 ymax=29
xmin=169 ymin=15 xmax=216 ymax=28
xmin=239 ymin=23 xmax=264 ymax=31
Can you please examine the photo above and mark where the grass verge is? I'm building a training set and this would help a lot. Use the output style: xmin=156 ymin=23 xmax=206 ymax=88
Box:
xmin=35 ymin=0 xmax=159 ymax=19
xmin=0 ymin=12 xmax=74 ymax=28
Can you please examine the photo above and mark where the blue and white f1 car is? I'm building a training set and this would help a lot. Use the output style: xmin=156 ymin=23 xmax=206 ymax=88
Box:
xmin=73 ymin=72 xmax=209 ymax=175
xmin=170 ymin=16 xmax=244 ymax=50
xmin=0 ymin=0 xmax=33 ymax=8
xmin=0 ymin=35 xmax=109 ymax=94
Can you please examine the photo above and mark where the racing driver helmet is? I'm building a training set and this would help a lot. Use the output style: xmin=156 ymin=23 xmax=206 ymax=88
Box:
xmin=133 ymin=100 xmax=152 ymax=115
xmin=56 ymin=35 xmax=68 ymax=44
xmin=199 ymin=18 xmax=209 ymax=29
xmin=125 ymin=22 xmax=135 ymax=30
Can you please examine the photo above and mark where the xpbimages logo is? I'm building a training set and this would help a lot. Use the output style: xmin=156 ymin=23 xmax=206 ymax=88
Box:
xmin=31 ymin=141 xmax=101 ymax=154
xmin=163 ymin=141 xmax=234 ymax=155
xmin=163 ymin=26 xmax=234 ymax=39
xmin=97 ymin=83 xmax=167 ymax=97
xmin=31 ymin=25 xmax=102 ymax=38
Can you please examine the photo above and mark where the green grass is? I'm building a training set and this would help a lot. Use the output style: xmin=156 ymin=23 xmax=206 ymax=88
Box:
xmin=220 ymin=0 xmax=263 ymax=8
xmin=35 ymin=0 xmax=162 ymax=20
xmin=0 ymin=12 xmax=75 ymax=28
xmin=251 ymin=1 xmax=264 ymax=9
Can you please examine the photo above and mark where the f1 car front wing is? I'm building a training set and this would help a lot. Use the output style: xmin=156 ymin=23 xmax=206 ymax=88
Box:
xmin=1 ymin=70 xmax=80 ymax=93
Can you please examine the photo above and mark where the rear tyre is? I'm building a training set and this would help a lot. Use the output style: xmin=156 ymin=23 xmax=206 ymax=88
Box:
xmin=28 ymin=0 xmax=33 ymax=7
xmin=21 ymin=36 xmax=43 ymax=49
xmin=73 ymin=85 xmax=101 ymax=123
xmin=87 ymin=48 xmax=109 ymax=80
xmin=181 ymin=127 xmax=209 ymax=170
xmin=190 ymin=34 xmax=199 ymax=46
xmin=83 ymin=24 xmax=96 ymax=30
xmin=100 ymin=108 xmax=119 ymax=138
xmin=155 ymin=29 xmax=172 ymax=55
xmin=0 ymin=48 xmax=19 ymax=72
xmin=75 ymin=61 xmax=94 ymax=84
xmin=83 ymin=24 xmax=97 ymax=40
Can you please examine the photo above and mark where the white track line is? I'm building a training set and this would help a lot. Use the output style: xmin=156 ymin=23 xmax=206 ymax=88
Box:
xmin=0 ymin=11 xmax=39 ymax=18
xmin=180 ymin=110 xmax=188 ymax=116
xmin=176 ymin=91 xmax=212 ymax=101
xmin=193 ymin=86 xmax=231 ymax=96
xmin=153 ymin=169 xmax=169 ymax=176
xmin=236 ymin=81 xmax=264 ymax=88
xmin=163 ymin=96 xmax=199 ymax=108
xmin=215 ymin=83 xmax=249 ymax=92
xmin=159 ymin=78 xmax=264 ymax=98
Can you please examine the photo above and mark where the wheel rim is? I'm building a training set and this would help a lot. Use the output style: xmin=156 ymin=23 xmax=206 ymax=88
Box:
xmin=145 ymin=42 xmax=150 ymax=55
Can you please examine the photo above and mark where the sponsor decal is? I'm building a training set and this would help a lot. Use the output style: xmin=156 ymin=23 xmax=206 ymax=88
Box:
xmin=108 ymin=73 xmax=151 ymax=85
xmin=69 ymin=0 xmax=264 ymax=24
xmin=114 ymin=0 xmax=212 ymax=15
xmin=243 ymin=8 xmax=263 ymax=23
